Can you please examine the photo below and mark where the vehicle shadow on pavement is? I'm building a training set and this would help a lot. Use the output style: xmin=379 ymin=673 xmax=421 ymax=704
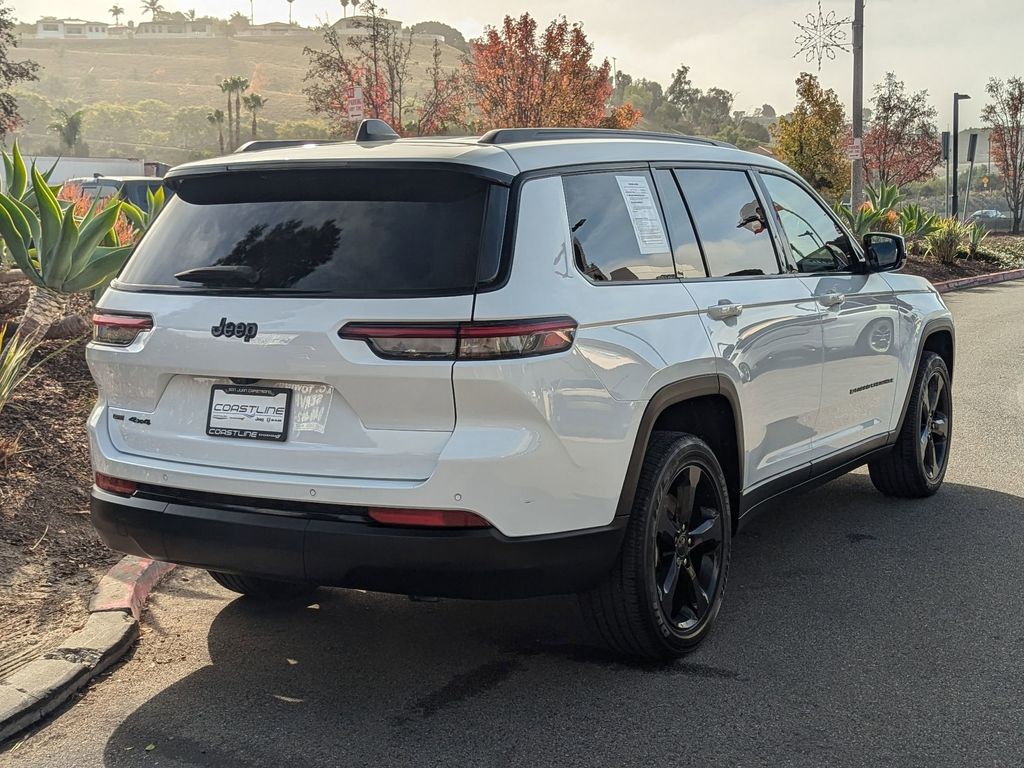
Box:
xmin=102 ymin=474 xmax=1024 ymax=768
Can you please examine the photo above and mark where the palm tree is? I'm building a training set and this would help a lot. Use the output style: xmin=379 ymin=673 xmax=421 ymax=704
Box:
xmin=185 ymin=8 xmax=197 ymax=21
xmin=242 ymin=94 xmax=268 ymax=139
xmin=340 ymin=0 xmax=351 ymax=18
xmin=109 ymin=4 xmax=125 ymax=24
xmin=286 ymin=0 xmax=294 ymax=24
xmin=220 ymin=78 xmax=235 ymax=149
xmin=48 ymin=108 xmax=85 ymax=155
xmin=140 ymin=0 xmax=164 ymax=20
xmin=232 ymin=76 xmax=250 ymax=147
xmin=207 ymin=109 xmax=226 ymax=153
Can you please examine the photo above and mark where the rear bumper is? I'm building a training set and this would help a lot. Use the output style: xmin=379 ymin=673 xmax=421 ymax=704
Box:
xmin=91 ymin=488 xmax=627 ymax=599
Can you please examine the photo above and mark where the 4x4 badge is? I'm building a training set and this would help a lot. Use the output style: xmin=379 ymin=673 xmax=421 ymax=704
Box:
xmin=211 ymin=317 xmax=258 ymax=342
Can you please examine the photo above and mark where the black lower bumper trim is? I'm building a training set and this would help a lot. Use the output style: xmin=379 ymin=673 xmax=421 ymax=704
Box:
xmin=91 ymin=489 xmax=627 ymax=599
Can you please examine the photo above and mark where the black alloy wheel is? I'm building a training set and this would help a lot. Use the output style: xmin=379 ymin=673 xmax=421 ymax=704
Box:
xmin=579 ymin=432 xmax=732 ymax=659
xmin=919 ymin=366 xmax=951 ymax=481
xmin=653 ymin=463 xmax=726 ymax=635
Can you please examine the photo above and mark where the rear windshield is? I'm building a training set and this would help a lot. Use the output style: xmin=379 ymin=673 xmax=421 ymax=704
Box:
xmin=117 ymin=168 xmax=493 ymax=297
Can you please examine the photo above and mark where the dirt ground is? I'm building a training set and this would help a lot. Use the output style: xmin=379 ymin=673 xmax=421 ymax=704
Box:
xmin=0 ymin=281 xmax=118 ymax=680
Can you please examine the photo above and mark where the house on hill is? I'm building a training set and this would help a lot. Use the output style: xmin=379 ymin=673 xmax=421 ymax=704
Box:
xmin=136 ymin=19 xmax=214 ymax=37
xmin=35 ymin=17 xmax=110 ymax=38
xmin=237 ymin=21 xmax=302 ymax=36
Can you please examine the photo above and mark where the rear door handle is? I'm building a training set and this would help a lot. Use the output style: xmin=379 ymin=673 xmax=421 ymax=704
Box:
xmin=707 ymin=301 xmax=743 ymax=320
xmin=819 ymin=292 xmax=846 ymax=308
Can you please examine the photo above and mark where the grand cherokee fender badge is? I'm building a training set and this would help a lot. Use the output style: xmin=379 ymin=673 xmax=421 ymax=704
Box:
xmin=211 ymin=317 xmax=258 ymax=342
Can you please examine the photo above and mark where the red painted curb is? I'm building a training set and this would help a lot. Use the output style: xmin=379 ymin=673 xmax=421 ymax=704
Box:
xmin=89 ymin=556 xmax=176 ymax=621
xmin=933 ymin=267 xmax=1024 ymax=294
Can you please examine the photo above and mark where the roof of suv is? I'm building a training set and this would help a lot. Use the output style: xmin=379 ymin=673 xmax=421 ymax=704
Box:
xmin=165 ymin=132 xmax=790 ymax=182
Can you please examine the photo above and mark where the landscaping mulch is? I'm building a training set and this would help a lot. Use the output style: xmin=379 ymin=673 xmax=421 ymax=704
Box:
xmin=901 ymin=235 xmax=1024 ymax=284
xmin=0 ymin=283 xmax=117 ymax=680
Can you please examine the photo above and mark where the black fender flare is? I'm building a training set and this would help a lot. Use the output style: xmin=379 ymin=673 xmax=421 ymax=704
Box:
xmin=614 ymin=373 xmax=744 ymax=519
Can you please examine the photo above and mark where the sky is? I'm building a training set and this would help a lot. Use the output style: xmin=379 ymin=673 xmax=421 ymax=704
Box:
xmin=10 ymin=0 xmax=1019 ymax=127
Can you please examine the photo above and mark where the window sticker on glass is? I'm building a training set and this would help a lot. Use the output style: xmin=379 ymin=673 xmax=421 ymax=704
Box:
xmin=615 ymin=175 xmax=670 ymax=256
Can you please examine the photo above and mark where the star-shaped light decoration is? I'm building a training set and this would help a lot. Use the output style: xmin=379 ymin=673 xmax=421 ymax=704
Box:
xmin=793 ymin=1 xmax=851 ymax=70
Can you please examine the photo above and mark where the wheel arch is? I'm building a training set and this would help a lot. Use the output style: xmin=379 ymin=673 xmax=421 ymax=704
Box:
xmin=892 ymin=316 xmax=955 ymax=441
xmin=616 ymin=375 xmax=744 ymax=531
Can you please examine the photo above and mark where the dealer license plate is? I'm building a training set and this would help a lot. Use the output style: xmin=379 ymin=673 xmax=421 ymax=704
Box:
xmin=206 ymin=385 xmax=292 ymax=442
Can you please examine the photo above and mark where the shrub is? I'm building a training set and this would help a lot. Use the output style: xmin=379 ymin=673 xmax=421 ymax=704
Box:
xmin=967 ymin=222 xmax=989 ymax=259
xmin=925 ymin=219 xmax=967 ymax=265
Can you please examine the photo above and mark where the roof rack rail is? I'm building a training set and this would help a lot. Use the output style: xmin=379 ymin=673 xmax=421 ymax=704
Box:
xmin=233 ymin=139 xmax=334 ymax=153
xmin=477 ymin=128 xmax=735 ymax=149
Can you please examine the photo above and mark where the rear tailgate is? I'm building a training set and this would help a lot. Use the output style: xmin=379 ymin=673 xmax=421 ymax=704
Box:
xmin=88 ymin=166 xmax=503 ymax=482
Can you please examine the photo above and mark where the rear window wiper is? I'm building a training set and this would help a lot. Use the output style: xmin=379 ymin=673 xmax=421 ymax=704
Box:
xmin=174 ymin=266 xmax=260 ymax=286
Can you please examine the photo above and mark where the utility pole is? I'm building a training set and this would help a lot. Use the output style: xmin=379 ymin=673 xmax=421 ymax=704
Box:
xmin=952 ymin=93 xmax=971 ymax=220
xmin=851 ymin=0 xmax=864 ymax=208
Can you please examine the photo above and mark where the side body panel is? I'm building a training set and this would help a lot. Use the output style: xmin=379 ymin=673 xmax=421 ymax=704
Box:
xmin=798 ymin=273 xmax=901 ymax=457
xmin=682 ymin=277 xmax=823 ymax=489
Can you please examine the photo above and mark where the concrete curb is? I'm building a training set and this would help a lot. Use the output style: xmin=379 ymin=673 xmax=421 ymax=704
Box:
xmin=933 ymin=267 xmax=1024 ymax=293
xmin=0 ymin=556 xmax=174 ymax=744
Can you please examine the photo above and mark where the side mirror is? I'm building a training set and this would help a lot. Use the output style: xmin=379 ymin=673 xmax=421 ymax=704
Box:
xmin=863 ymin=232 xmax=906 ymax=272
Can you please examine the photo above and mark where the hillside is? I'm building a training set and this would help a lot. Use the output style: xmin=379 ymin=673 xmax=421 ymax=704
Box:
xmin=11 ymin=33 xmax=466 ymax=163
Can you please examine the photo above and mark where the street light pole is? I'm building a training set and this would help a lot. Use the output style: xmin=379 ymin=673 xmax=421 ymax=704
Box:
xmin=951 ymin=93 xmax=971 ymax=220
xmin=851 ymin=0 xmax=865 ymax=209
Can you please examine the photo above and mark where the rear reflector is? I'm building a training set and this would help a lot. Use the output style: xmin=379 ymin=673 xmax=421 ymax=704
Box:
xmin=339 ymin=317 xmax=576 ymax=361
xmin=92 ymin=313 xmax=153 ymax=346
xmin=95 ymin=473 xmax=138 ymax=496
xmin=368 ymin=507 xmax=491 ymax=529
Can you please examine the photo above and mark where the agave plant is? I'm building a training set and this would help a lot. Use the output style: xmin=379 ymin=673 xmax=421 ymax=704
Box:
xmin=0 ymin=167 xmax=133 ymax=344
xmin=899 ymin=204 xmax=941 ymax=243
xmin=834 ymin=201 xmax=884 ymax=238
xmin=967 ymin=221 xmax=989 ymax=259
xmin=866 ymin=182 xmax=903 ymax=214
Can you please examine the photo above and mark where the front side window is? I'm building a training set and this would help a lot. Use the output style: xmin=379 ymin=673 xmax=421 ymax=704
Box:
xmin=761 ymin=173 xmax=854 ymax=273
xmin=675 ymin=169 xmax=780 ymax=278
xmin=563 ymin=170 xmax=676 ymax=283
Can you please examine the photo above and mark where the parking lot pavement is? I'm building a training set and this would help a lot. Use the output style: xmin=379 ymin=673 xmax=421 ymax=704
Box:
xmin=5 ymin=281 xmax=1024 ymax=768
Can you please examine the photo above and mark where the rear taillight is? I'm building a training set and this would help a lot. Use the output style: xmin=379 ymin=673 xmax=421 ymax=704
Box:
xmin=92 ymin=312 xmax=153 ymax=346
xmin=94 ymin=473 xmax=138 ymax=496
xmin=368 ymin=507 xmax=491 ymax=528
xmin=339 ymin=317 xmax=577 ymax=361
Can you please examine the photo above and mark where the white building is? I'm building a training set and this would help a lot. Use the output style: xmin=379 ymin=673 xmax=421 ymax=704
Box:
xmin=237 ymin=21 xmax=302 ymax=37
xmin=135 ymin=19 xmax=214 ymax=37
xmin=35 ymin=18 xmax=110 ymax=39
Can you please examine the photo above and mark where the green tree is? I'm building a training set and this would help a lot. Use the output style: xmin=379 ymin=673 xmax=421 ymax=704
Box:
xmin=207 ymin=108 xmax=226 ymax=152
xmin=48 ymin=108 xmax=86 ymax=155
xmin=408 ymin=21 xmax=468 ymax=52
xmin=230 ymin=76 xmax=250 ymax=147
xmin=109 ymin=4 xmax=125 ymax=23
xmin=771 ymin=73 xmax=848 ymax=200
xmin=241 ymin=93 xmax=267 ymax=139
xmin=140 ymin=0 xmax=164 ymax=20
xmin=0 ymin=2 xmax=39 ymax=140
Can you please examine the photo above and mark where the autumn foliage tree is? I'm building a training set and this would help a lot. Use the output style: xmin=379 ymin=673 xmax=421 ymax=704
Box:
xmin=771 ymin=73 xmax=848 ymax=200
xmin=303 ymin=1 xmax=466 ymax=135
xmin=469 ymin=14 xmax=637 ymax=129
xmin=862 ymin=73 xmax=940 ymax=189
xmin=982 ymin=76 xmax=1024 ymax=233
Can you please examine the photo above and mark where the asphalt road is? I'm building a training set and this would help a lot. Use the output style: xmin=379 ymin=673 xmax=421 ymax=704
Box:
xmin=5 ymin=281 xmax=1024 ymax=768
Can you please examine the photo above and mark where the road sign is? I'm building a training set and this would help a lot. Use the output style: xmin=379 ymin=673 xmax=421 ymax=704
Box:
xmin=846 ymin=138 xmax=863 ymax=161
xmin=347 ymin=85 xmax=364 ymax=121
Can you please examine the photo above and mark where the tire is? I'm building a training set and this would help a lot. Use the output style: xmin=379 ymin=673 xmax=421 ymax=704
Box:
xmin=207 ymin=571 xmax=317 ymax=600
xmin=868 ymin=352 xmax=952 ymax=498
xmin=579 ymin=432 xmax=733 ymax=660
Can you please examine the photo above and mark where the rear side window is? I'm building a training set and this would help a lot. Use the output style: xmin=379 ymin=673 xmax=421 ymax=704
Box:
xmin=562 ymin=170 xmax=676 ymax=282
xmin=117 ymin=169 xmax=494 ymax=297
xmin=675 ymin=169 xmax=780 ymax=278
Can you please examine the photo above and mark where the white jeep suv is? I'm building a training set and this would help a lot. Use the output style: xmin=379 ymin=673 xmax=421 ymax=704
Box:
xmin=87 ymin=123 xmax=954 ymax=659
